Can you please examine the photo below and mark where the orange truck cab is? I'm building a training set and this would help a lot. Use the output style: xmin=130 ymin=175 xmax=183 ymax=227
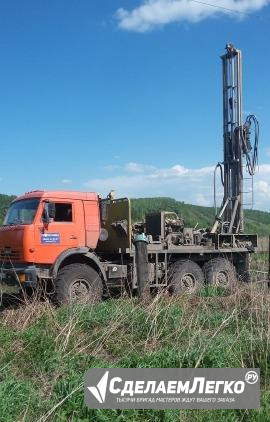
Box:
xmin=0 ymin=190 xmax=132 ymax=303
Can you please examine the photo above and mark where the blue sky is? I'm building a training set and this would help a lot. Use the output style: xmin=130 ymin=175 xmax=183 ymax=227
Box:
xmin=0 ymin=0 xmax=270 ymax=209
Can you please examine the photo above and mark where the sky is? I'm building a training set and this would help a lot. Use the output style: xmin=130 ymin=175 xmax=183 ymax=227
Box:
xmin=0 ymin=0 xmax=270 ymax=210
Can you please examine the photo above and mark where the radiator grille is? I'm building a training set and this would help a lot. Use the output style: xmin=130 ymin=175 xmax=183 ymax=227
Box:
xmin=0 ymin=248 xmax=22 ymax=262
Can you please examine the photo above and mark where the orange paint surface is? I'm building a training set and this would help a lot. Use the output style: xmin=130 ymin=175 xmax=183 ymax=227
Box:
xmin=0 ymin=191 xmax=100 ymax=265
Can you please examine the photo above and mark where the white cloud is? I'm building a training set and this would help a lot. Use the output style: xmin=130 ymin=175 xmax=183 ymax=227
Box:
xmin=264 ymin=148 xmax=270 ymax=157
xmin=255 ymin=180 xmax=270 ymax=195
xmin=84 ymin=161 xmax=270 ymax=210
xmin=84 ymin=162 xmax=216 ymax=205
xmin=103 ymin=164 xmax=120 ymax=171
xmin=125 ymin=162 xmax=157 ymax=173
xmin=194 ymin=193 xmax=212 ymax=206
xmin=257 ymin=164 xmax=270 ymax=174
xmin=61 ymin=179 xmax=72 ymax=184
xmin=116 ymin=0 xmax=270 ymax=32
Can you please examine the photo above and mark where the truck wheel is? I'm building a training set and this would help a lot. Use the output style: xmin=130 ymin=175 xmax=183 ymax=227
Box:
xmin=169 ymin=259 xmax=204 ymax=294
xmin=203 ymin=258 xmax=236 ymax=289
xmin=54 ymin=263 xmax=103 ymax=305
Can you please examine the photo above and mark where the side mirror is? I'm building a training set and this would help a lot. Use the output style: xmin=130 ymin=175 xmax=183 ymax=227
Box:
xmin=43 ymin=202 xmax=56 ymax=223
xmin=48 ymin=202 xmax=56 ymax=219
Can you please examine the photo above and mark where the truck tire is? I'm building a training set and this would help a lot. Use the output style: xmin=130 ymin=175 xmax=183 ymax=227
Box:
xmin=169 ymin=259 xmax=204 ymax=294
xmin=203 ymin=258 xmax=236 ymax=289
xmin=54 ymin=263 xmax=103 ymax=305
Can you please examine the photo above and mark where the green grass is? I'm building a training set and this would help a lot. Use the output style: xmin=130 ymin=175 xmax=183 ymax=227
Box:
xmin=0 ymin=285 xmax=269 ymax=421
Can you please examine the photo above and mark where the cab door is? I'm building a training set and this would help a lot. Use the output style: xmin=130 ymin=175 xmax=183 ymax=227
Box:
xmin=34 ymin=199 xmax=85 ymax=264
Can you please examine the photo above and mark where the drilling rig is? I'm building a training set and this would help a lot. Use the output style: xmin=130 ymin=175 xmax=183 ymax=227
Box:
xmin=211 ymin=43 xmax=259 ymax=235
xmin=0 ymin=44 xmax=260 ymax=304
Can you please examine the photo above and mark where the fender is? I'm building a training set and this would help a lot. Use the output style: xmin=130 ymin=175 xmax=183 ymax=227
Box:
xmin=51 ymin=247 xmax=107 ymax=281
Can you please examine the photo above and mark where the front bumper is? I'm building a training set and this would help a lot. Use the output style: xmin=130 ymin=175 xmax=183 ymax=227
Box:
xmin=0 ymin=265 xmax=38 ymax=291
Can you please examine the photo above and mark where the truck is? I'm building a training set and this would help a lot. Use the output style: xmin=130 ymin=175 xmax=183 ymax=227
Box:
xmin=0 ymin=44 xmax=259 ymax=304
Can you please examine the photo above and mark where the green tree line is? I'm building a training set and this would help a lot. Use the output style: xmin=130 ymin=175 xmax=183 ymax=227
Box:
xmin=0 ymin=194 xmax=16 ymax=223
xmin=131 ymin=197 xmax=270 ymax=236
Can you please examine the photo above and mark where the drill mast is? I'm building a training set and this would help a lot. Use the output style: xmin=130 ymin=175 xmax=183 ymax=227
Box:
xmin=211 ymin=44 xmax=259 ymax=235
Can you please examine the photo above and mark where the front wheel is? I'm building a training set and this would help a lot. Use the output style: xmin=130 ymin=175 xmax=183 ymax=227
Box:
xmin=54 ymin=263 xmax=103 ymax=305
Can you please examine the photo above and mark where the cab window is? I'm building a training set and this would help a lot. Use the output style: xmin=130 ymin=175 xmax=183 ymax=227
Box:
xmin=3 ymin=198 xmax=40 ymax=226
xmin=54 ymin=203 xmax=73 ymax=222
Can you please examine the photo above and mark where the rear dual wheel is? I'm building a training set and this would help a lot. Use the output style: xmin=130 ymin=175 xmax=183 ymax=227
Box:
xmin=169 ymin=257 xmax=236 ymax=295
xmin=169 ymin=259 xmax=204 ymax=294
xmin=203 ymin=258 xmax=236 ymax=289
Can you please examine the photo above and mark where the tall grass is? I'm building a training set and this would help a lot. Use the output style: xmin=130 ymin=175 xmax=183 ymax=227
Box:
xmin=0 ymin=282 xmax=269 ymax=421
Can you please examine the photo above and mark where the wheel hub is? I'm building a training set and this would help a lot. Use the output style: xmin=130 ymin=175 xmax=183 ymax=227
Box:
xmin=70 ymin=278 xmax=89 ymax=301
xmin=181 ymin=273 xmax=196 ymax=292
xmin=216 ymin=270 xmax=229 ymax=287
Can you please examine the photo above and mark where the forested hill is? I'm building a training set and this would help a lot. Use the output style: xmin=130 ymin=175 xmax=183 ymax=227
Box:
xmin=0 ymin=194 xmax=269 ymax=235
xmin=0 ymin=194 xmax=16 ymax=222
xmin=131 ymin=197 xmax=270 ymax=236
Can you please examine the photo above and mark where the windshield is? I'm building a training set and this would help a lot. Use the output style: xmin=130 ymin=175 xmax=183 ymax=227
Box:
xmin=3 ymin=198 xmax=40 ymax=226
